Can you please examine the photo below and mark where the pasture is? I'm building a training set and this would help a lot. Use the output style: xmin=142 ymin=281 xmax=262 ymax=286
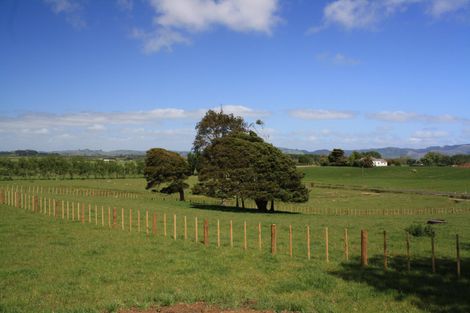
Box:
xmin=1 ymin=166 xmax=470 ymax=313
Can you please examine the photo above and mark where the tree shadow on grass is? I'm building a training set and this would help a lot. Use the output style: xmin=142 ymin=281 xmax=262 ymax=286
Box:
xmin=189 ymin=203 xmax=299 ymax=215
xmin=331 ymin=256 xmax=470 ymax=313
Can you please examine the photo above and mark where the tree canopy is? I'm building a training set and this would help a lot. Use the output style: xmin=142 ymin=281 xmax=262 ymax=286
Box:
xmin=192 ymin=109 xmax=248 ymax=153
xmin=194 ymin=131 xmax=309 ymax=211
xmin=144 ymin=148 xmax=190 ymax=201
xmin=328 ymin=148 xmax=348 ymax=166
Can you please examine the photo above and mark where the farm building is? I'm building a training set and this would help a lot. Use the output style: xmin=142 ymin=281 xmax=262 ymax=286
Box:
xmin=372 ymin=158 xmax=388 ymax=167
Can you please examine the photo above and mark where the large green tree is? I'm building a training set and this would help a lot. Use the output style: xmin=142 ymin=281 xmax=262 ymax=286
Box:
xmin=195 ymin=132 xmax=309 ymax=211
xmin=328 ymin=148 xmax=348 ymax=166
xmin=193 ymin=109 xmax=248 ymax=153
xmin=144 ymin=148 xmax=190 ymax=201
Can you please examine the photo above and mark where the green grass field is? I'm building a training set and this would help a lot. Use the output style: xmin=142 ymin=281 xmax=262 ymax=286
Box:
xmin=299 ymin=166 xmax=470 ymax=193
xmin=1 ymin=167 xmax=470 ymax=312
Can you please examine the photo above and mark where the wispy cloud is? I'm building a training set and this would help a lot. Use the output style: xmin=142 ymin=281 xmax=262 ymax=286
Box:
xmin=310 ymin=0 xmax=470 ymax=33
xmin=409 ymin=129 xmax=449 ymax=144
xmin=315 ymin=52 xmax=360 ymax=66
xmin=43 ymin=0 xmax=86 ymax=29
xmin=367 ymin=111 xmax=465 ymax=123
xmin=215 ymin=105 xmax=270 ymax=117
xmin=289 ymin=109 xmax=356 ymax=120
xmin=427 ymin=0 xmax=470 ymax=17
xmin=133 ymin=0 xmax=280 ymax=53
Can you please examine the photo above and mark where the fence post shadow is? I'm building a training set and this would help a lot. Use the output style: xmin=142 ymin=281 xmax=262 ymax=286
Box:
xmin=330 ymin=255 xmax=470 ymax=313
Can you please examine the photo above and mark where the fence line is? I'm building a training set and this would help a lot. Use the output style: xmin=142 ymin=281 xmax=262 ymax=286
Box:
xmin=0 ymin=188 xmax=466 ymax=279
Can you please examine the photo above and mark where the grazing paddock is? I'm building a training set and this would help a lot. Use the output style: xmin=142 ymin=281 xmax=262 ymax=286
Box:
xmin=1 ymin=175 xmax=470 ymax=312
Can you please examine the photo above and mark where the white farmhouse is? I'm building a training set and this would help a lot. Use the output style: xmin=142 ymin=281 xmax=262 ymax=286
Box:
xmin=372 ymin=158 xmax=388 ymax=167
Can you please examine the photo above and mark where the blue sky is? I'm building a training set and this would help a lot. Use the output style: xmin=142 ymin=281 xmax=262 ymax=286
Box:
xmin=1 ymin=0 xmax=469 ymax=152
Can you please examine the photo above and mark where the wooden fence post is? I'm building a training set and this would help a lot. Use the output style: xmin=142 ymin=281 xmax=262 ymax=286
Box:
xmin=113 ymin=208 xmax=117 ymax=227
xmin=271 ymin=224 xmax=277 ymax=255
xmin=406 ymin=232 xmax=411 ymax=271
xmin=244 ymin=221 xmax=247 ymax=250
xmin=361 ymin=230 xmax=368 ymax=267
xmin=146 ymin=209 xmax=149 ymax=236
xmin=258 ymin=223 xmax=262 ymax=251
xmin=152 ymin=212 xmax=157 ymax=235
xmin=307 ymin=225 xmax=311 ymax=260
xmin=204 ymin=219 xmax=209 ymax=246
xmin=230 ymin=220 xmax=233 ymax=248
xmin=384 ymin=230 xmax=388 ymax=271
xmin=163 ymin=213 xmax=167 ymax=238
xmin=456 ymin=234 xmax=461 ymax=279
xmin=325 ymin=227 xmax=329 ymax=263
xmin=72 ymin=202 xmax=75 ymax=221
xmin=121 ymin=208 xmax=124 ymax=230
xmin=101 ymin=206 xmax=104 ymax=226
xmin=88 ymin=204 xmax=91 ymax=223
xmin=289 ymin=225 xmax=293 ymax=257
xmin=62 ymin=201 xmax=65 ymax=219
xmin=344 ymin=228 xmax=349 ymax=261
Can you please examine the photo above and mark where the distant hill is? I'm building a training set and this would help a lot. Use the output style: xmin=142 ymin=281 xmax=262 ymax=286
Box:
xmin=3 ymin=144 xmax=469 ymax=159
xmin=280 ymin=144 xmax=470 ymax=159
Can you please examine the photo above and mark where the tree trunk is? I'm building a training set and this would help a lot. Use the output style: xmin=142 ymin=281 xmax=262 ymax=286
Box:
xmin=255 ymin=199 xmax=268 ymax=212
xmin=236 ymin=196 xmax=239 ymax=208
xmin=270 ymin=200 xmax=274 ymax=212
xmin=178 ymin=189 xmax=185 ymax=201
xmin=242 ymin=197 xmax=245 ymax=209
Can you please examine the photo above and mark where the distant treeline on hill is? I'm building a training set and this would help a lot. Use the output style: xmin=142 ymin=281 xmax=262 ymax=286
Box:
xmin=0 ymin=156 xmax=144 ymax=180
xmin=288 ymin=149 xmax=470 ymax=167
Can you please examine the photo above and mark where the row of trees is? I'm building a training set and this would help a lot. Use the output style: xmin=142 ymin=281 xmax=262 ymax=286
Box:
xmin=290 ymin=150 xmax=470 ymax=167
xmin=144 ymin=110 xmax=309 ymax=212
xmin=0 ymin=157 xmax=144 ymax=179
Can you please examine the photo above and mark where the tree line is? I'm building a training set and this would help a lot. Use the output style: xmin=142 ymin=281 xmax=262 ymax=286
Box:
xmin=288 ymin=149 xmax=470 ymax=167
xmin=0 ymin=156 xmax=144 ymax=180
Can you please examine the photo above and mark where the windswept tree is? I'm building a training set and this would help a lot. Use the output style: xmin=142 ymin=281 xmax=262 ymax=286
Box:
xmin=195 ymin=132 xmax=309 ymax=211
xmin=193 ymin=109 xmax=248 ymax=153
xmin=144 ymin=148 xmax=190 ymax=201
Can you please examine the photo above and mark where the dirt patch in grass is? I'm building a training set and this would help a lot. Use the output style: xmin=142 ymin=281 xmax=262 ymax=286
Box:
xmin=119 ymin=302 xmax=282 ymax=313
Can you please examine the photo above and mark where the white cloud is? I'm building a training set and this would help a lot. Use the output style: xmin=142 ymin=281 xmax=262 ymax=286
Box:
xmin=412 ymin=129 xmax=448 ymax=139
xmin=0 ymin=106 xmax=268 ymax=135
xmin=134 ymin=0 xmax=280 ymax=53
xmin=132 ymin=28 xmax=191 ymax=53
xmin=323 ymin=0 xmax=380 ymax=30
xmin=289 ymin=109 xmax=356 ymax=120
xmin=409 ymin=129 xmax=450 ymax=144
xmin=214 ymin=105 xmax=270 ymax=117
xmin=0 ymin=108 xmax=203 ymax=132
xmin=427 ymin=0 xmax=470 ymax=17
xmin=44 ymin=0 xmax=86 ymax=29
xmin=316 ymin=52 xmax=360 ymax=65
xmin=368 ymin=111 xmax=464 ymax=123
xmin=311 ymin=0 xmax=469 ymax=32
xmin=87 ymin=124 xmax=106 ymax=131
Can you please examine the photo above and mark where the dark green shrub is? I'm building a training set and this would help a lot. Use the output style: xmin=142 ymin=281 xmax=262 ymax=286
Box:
xmin=405 ymin=223 xmax=435 ymax=237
